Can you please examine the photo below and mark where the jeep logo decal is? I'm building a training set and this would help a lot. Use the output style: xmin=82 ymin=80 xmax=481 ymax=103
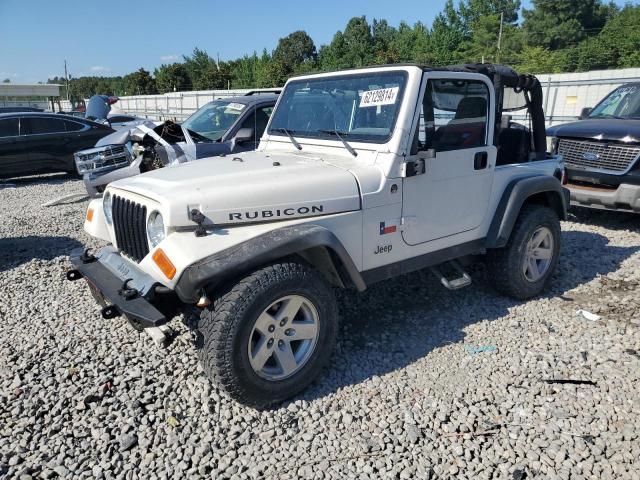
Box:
xmin=228 ymin=205 xmax=324 ymax=221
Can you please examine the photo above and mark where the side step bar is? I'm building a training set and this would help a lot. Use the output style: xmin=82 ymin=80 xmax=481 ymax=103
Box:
xmin=430 ymin=260 xmax=472 ymax=290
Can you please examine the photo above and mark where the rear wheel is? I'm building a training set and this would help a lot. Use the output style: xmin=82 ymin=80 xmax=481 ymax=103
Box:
xmin=486 ymin=205 xmax=561 ymax=299
xmin=196 ymin=260 xmax=338 ymax=408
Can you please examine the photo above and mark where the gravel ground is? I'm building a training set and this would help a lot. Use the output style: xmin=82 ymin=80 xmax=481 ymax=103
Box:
xmin=1 ymin=174 xmax=639 ymax=480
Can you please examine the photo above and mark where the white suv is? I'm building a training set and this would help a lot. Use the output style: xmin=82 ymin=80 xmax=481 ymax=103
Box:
xmin=68 ymin=64 xmax=569 ymax=407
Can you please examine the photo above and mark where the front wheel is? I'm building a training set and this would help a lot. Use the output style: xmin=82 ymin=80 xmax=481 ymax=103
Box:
xmin=486 ymin=205 xmax=561 ymax=300
xmin=196 ymin=260 xmax=338 ymax=408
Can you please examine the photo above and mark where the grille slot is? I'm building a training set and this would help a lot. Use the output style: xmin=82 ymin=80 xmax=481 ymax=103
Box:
xmin=112 ymin=195 xmax=149 ymax=262
xmin=558 ymin=138 xmax=640 ymax=174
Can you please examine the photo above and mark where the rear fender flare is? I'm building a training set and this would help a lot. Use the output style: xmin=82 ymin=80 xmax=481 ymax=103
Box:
xmin=486 ymin=175 xmax=569 ymax=249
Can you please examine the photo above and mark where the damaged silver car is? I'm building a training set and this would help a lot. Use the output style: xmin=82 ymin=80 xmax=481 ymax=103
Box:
xmin=74 ymin=91 xmax=279 ymax=196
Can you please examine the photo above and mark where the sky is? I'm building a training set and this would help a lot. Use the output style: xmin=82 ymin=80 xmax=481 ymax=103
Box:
xmin=0 ymin=0 xmax=635 ymax=83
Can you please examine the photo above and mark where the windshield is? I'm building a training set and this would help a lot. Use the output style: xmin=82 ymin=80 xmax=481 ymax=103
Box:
xmin=268 ymin=71 xmax=407 ymax=143
xmin=589 ymin=84 xmax=640 ymax=119
xmin=182 ymin=100 xmax=247 ymax=140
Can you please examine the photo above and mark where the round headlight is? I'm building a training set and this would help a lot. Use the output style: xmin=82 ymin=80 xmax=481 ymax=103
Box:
xmin=103 ymin=191 xmax=113 ymax=225
xmin=147 ymin=211 xmax=165 ymax=248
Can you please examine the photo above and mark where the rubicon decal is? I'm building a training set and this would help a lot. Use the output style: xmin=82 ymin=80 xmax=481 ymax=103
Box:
xmin=379 ymin=220 xmax=397 ymax=235
xmin=229 ymin=205 xmax=324 ymax=221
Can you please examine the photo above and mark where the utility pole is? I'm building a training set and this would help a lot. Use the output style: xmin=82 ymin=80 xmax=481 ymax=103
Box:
xmin=64 ymin=60 xmax=70 ymax=102
xmin=497 ymin=11 xmax=504 ymax=63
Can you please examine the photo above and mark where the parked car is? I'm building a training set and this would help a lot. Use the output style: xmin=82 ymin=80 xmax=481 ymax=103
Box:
xmin=0 ymin=112 xmax=114 ymax=178
xmin=0 ymin=106 xmax=45 ymax=113
xmin=57 ymin=111 xmax=86 ymax=118
xmin=74 ymin=91 xmax=279 ymax=196
xmin=547 ymin=83 xmax=640 ymax=213
xmin=69 ymin=64 xmax=568 ymax=407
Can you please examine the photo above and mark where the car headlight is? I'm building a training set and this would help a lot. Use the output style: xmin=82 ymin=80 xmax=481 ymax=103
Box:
xmin=546 ymin=136 xmax=559 ymax=154
xmin=147 ymin=211 xmax=165 ymax=248
xmin=103 ymin=191 xmax=113 ymax=225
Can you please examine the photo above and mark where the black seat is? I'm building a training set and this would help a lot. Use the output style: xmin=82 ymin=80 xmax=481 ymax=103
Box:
xmin=432 ymin=97 xmax=487 ymax=151
xmin=496 ymin=127 xmax=531 ymax=165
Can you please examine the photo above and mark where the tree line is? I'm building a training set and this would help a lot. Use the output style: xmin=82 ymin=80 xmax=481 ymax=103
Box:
xmin=45 ymin=0 xmax=640 ymax=102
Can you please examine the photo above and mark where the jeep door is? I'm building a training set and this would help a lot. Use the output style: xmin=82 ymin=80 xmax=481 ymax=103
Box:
xmin=402 ymin=72 xmax=496 ymax=245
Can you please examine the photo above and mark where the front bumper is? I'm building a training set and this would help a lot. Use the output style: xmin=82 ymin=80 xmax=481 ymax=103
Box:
xmin=67 ymin=248 xmax=167 ymax=328
xmin=568 ymin=182 xmax=640 ymax=213
xmin=82 ymin=157 xmax=143 ymax=198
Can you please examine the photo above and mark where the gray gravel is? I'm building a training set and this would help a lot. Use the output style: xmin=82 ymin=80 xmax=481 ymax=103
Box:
xmin=1 ymin=174 xmax=639 ymax=479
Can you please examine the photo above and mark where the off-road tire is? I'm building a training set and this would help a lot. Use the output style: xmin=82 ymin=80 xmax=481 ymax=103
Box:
xmin=486 ymin=205 xmax=561 ymax=300
xmin=196 ymin=260 xmax=338 ymax=408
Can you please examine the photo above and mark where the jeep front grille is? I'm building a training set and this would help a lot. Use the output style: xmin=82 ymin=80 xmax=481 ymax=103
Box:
xmin=112 ymin=195 xmax=149 ymax=262
xmin=558 ymin=138 xmax=640 ymax=174
xmin=75 ymin=144 xmax=132 ymax=175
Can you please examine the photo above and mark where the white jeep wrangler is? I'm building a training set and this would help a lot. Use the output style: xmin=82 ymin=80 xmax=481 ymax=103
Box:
xmin=68 ymin=64 xmax=569 ymax=407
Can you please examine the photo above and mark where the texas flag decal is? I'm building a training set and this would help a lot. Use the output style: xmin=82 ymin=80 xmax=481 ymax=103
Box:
xmin=379 ymin=220 xmax=397 ymax=235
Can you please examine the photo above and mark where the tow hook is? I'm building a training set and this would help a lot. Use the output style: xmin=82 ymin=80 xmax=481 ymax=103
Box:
xmin=118 ymin=279 xmax=138 ymax=300
xmin=80 ymin=248 xmax=96 ymax=263
xmin=101 ymin=305 xmax=120 ymax=319
xmin=66 ymin=269 xmax=82 ymax=281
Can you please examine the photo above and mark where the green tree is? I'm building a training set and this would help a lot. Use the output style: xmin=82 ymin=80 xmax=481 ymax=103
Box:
xmin=273 ymin=31 xmax=316 ymax=68
xmin=459 ymin=0 xmax=521 ymax=28
xmin=183 ymin=48 xmax=219 ymax=90
xmin=515 ymin=45 xmax=561 ymax=73
xmin=429 ymin=0 xmax=466 ymax=65
xmin=462 ymin=13 xmax=523 ymax=64
xmin=123 ymin=68 xmax=156 ymax=95
xmin=342 ymin=16 xmax=375 ymax=67
xmin=254 ymin=49 xmax=276 ymax=88
xmin=522 ymin=0 xmax=617 ymax=50
xmin=154 ymin=63 xmax=190 ymax=93
xmin=196 ymin=61 xmax=232 ymax=90
xmin=320 ymin=16 xmax=375 ymax=70
xmin=2 ymin=78 xmax=10 ymax=83
xmin=594 ymin=5 xmax=640 ymax=68
xmin=371 ymin=19 xmax=399 ymax=64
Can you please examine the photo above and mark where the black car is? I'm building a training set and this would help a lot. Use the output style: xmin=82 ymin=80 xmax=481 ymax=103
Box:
xmin=0 ymin=112 xmax=114 ymax=178
xmin=0 ymin=106 xmax=45 ymax=113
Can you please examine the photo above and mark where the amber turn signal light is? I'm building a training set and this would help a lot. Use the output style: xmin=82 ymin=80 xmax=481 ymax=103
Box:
xmin=152 ymin=248 xmax=176 ymax=280
xmin=86 ymin=208 xmax=94 ymax=222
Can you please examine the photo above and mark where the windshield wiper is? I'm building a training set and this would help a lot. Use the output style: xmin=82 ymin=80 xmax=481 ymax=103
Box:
xmin=319 ymin=129 xmax=357 ymax=157
xmin=271 ymin=128 xmax=302 ymax=150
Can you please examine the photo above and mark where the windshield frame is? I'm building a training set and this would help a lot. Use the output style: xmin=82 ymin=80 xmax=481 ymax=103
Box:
xmin=588 ymin=84 xmax=640 ymax=120
xmin=268 ymin=70 xmax=409 ymax=145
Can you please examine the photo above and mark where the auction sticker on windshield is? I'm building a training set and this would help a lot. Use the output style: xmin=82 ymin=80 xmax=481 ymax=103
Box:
xmin=360 ymin=87 xmax=399 ymax=107
xmin=225 ymin=103 xmax=245 ymax=111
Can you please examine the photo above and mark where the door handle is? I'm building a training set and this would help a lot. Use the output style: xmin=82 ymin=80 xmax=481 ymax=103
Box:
xmin=474 ymin=151 xmax=488 ymax=170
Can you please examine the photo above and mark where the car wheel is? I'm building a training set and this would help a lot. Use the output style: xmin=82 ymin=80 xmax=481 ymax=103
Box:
xmin=486 ymin=205 xmax=561 ymax=300
xmin=196 ymin=260 xmax=338 ymax=408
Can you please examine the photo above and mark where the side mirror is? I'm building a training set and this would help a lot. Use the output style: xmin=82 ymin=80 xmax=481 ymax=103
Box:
xmin=579 ymin=107 xmax=592 ymax=120
xmin=235 ymin=127 xmax=254 ymax=144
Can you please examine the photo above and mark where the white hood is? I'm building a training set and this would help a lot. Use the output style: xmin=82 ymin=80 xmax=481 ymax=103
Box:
xmin=108 ymin=151 xmax=362 ymax=227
